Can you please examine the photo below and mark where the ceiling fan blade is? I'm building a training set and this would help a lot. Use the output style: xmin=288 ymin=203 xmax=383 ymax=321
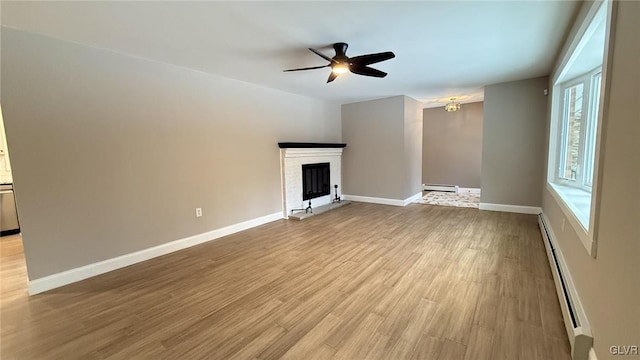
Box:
xmin=349 ymin=65 xmax=387 ymax=78
xmin=283 ymin=64 xmax=330 ymax=72
xmin=327 ymin=72 xmax=339 ymax=83
xmin=349 ymin=52 xmax=395 ymax=66
xmin=309 ymin=48 xmax=337 ymax=63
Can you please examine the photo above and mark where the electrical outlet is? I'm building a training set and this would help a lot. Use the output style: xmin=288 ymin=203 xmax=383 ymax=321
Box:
xmin=195 ymin=208 xmax=202 ymax=218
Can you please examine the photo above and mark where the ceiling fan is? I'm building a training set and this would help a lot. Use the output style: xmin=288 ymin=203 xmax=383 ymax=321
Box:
xmin=284 ymin=42 xmax=395 ymax=83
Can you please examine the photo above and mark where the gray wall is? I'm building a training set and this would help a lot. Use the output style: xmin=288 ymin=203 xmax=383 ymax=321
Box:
xmin=481 ymin=77 xmax=548 ymax=206
xmin=342 ymin=95 xmax=422 ymax=200
xmin=403 ymin=97 xmax=423 ymax=199
xmin=342 ymin=96 xmax=405 ymax=199
xmin=423 ymin=102 xmax=483 ymax=188
xmin=542 ymin=1 xmax=640 ymax=357
xmin=1 ymin=28 xmax=341 ymax=280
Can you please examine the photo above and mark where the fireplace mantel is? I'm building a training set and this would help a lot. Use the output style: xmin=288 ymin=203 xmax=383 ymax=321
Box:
xmin=278 ymin=142 xmax=346 ymax=149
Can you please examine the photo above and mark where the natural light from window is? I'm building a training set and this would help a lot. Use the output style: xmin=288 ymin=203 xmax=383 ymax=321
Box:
xmin=548 ymin=1 xmax=607 ymax=232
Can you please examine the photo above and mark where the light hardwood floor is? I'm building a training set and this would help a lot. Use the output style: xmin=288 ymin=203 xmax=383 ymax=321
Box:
xmin=0 ymin=203 xmax=571 ymax=359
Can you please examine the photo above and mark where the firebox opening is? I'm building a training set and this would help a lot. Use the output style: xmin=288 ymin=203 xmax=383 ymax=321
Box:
xmin=302 ymin=163 xmax=330 ymax=200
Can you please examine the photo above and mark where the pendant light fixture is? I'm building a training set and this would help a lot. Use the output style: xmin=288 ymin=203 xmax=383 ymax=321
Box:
xmin=444 ymin=98 xmax=461 ymax=112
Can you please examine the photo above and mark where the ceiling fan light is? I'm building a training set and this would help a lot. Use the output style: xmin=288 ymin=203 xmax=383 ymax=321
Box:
xmin=332 ymin=63 xmax=349 ymax=74
xmin=444 ymin=98 xmax=461 ymax=112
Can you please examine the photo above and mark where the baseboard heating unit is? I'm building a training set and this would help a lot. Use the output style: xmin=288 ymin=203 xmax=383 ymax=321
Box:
xmin=422 ymin=184 xmax=458 ymax=192
xmin=538 ymin=214 xmax=593 ymax=360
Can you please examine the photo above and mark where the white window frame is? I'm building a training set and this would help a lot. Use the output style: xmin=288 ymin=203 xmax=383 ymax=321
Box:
xmin=555 ymin=67 xmax=602 ymax=191
xmin=583 ymin=72 xmax=602 ymax=188
xmin=546 ymin=0 xmax=615 ymax=258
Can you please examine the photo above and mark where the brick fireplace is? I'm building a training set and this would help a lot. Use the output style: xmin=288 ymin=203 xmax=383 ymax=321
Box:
xmin=278 ymin=142 xmax=346 ymax=218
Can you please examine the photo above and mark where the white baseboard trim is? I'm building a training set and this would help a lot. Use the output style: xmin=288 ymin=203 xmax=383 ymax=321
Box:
xmin=479 ymin=203 xmax=542 ymax=214
xmin=28 ymin=211 xmax=284 ymax=295
xmin=457 ymin=187 xmax=481 ymax=194
xmin=403 ymin=192 xmax=423 ymax=206
xmin=343 ymin=192 xmax=422 ymax=207
xmin=342 ymin=194 xmax=403 ymax=206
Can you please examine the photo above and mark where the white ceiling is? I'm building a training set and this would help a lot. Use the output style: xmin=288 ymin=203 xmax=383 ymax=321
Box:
xmin=1 ymin=1 xmax=580 ymax=107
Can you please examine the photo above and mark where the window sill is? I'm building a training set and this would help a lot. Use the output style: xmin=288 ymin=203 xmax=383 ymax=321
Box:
xmin=547 ymin=182 xmax=596 ymax=257
xmin=550 ymin=183 xmax=591 ymax=229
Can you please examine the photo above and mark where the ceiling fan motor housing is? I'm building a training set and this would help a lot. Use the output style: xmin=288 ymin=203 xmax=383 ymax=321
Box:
xmin=332 ymin=43 xmax=350 ymax=69
xmin=333 ymin=42 xmax=349 ymax=58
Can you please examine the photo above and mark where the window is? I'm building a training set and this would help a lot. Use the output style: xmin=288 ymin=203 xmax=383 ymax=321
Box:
xmin=557 ymin=69 xmax=602 ymax=189
xmin=547 ymin=0 xmax=609 ymax=253
xmin=584 ymin=72 xmax=601 ymax=187
xmin=559 ymin=82 xmax=583 ymax=182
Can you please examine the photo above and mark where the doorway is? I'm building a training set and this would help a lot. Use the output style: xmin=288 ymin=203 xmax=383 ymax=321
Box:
xmin=418 ymin=100 xmax=484 ymax=208
xmin=0 ymin=104 xmax=28 ymax=299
